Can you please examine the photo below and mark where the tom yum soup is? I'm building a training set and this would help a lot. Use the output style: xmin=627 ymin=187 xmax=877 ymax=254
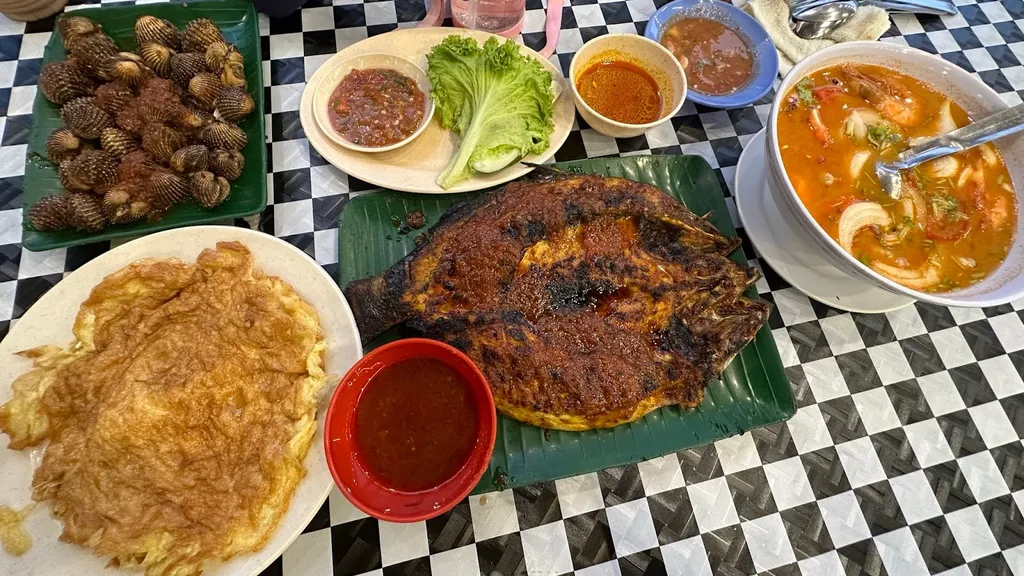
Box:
xmin=777 ymin=63 xmax=1018 ymax=292
xmin=660 ymin=18 xmax=753 ymax=95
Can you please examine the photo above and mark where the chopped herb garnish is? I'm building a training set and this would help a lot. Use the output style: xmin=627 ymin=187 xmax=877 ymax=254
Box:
xmin=866 ymin=122 xmax=901 ymax=149
xmin=930 ymin=193 xmax=959 ymax=216
xmin=858 ymin=253 xmax=872 ymax=265
xmin=902 ymin=216 xmax=913 ymax=226
xmin=796 ymin=77 xmax=817 ymax=107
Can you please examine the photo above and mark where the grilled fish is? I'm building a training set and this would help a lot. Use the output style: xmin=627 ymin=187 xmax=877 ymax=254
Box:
xmin=345 ymin=173 xmax=771 ymax=430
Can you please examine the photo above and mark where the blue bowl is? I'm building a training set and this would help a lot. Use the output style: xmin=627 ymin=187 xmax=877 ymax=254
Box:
xmin=645 ymin=0 xmax=778 ymax=109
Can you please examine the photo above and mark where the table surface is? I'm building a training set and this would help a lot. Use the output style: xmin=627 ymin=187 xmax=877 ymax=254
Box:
xmin=2 ymin=0 xmax=1024 ymax=575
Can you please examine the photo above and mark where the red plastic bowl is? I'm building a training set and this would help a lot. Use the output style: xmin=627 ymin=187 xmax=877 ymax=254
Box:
xmin=323 ymin=338 xmax=496 ymax=523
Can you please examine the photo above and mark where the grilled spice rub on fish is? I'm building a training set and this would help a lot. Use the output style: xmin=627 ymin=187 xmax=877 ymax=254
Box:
xmin=345 ymin=174 xmax=771 ymax=430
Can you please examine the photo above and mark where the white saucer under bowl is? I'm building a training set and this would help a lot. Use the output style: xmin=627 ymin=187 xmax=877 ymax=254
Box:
xmin=735 ymin=130 xmax=915 ymax=314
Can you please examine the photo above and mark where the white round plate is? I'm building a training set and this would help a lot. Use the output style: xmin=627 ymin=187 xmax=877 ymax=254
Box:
xmin=735 ymin=130 xmax=915 ymax=314
xmin=0 ymin=226 xmax=363 ymax=576
xmin=311 ymin=53 xmax=435 ymax=153
xmin=300 ymin=27 xmax=576 ymax=194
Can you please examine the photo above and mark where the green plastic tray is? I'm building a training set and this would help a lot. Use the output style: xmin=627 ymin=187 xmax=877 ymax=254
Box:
xmin=338 ymin=155 xmax=794 ymax=492
xmin=22 ymin=0 xmax=266 ymax=252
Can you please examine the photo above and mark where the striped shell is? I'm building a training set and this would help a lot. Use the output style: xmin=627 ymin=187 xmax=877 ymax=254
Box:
xmin=59 ymin=159 xmax=90 ymax=193
xmin=214 ymin=86 xmax=254 ymax=123
xmin=45 ymin=128 xmax=83 ymax=164
xmin=148 ymin=170 xmax=190 ymax=210
xmin=39 ymin=61 xmax=95 ymax=105
xmin=208 ymin=149 xmax=244 ymax=181
xmin=108 ymin=200 xmax=151 ymax=225
xmin=174 ymin=107 xmax=213 ymax=132
xmin=94 ymin=81 xmax=135 ymax=116
xmin=102 ymin=182 xmax=135 ymax=209
xmin=181 ymin=18 xmax=224 ymax=54
xmin=140 ymin=43 xmax=175 ymax=78
xmin=135 ymin=15 xmax=180 ymax=50
xmin=170 ymin=52 xmax=207 ymax=89
xmin=205 ymin=42 xmax=229 ymax=72
xmin=28 ymin=195 xmax=74 ymax=231
xmin=57 ymin=15 xmax=101 ymax=50
xmin=68 ymin=192 xmax=108 ymax=232
xmin=170 ymin=144 xmax=209 ymax=173
xmin=68 ymin=33 xmax=119 ymax=79
xmin=188 ymin=72 xmax=222 ymax=111
xmin=141 ymin=124 xmax=187 ymax=164
xmin=62 ymin=97 xmax=112 ymax=140
xmin=105 ymin=52 xmax=148 ymax=88
xmin=189 ymin=171 xmax=230 ymax=209
xmin=201 ymin=122 xmax=246 ymax=151
xmin=68 ymin=149 xmax=119 ymax=193
xmin=100 ymin=127 xmax=140 ymax=157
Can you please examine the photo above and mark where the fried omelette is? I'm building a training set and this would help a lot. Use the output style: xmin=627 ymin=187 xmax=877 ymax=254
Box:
xmin=0 ymin=242 xmax=327 ymax=576
xmin=345 ymin=173 xmax=771 ymax=430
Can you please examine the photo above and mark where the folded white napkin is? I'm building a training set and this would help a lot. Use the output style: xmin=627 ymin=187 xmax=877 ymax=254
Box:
xmin=742 ymin=0 xmax=891 ymax=75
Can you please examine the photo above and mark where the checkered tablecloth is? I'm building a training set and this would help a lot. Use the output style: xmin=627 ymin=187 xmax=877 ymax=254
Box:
xmin=2 ymin=0 xmax=1024 ymax=574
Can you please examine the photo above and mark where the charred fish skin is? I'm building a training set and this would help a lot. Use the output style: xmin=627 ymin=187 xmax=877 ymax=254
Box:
xmin=344 ymin=260 xmax=416 ymax=341
xmin=343 ymin=175 xmax=772 ymax=430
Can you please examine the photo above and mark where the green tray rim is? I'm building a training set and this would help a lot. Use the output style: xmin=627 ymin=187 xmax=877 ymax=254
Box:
xmin=338 ymin=155 xmax=795 ymax=493
xmin=21 ymin=0 xmax=267 ymax=252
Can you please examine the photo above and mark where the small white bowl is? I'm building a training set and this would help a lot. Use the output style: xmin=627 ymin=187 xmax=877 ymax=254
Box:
xmin=569 ymin=34 xmax=687 ymax=139
xmin=312 ymin=53 xmax=434 ymax=153
xmin=766 ymin=41 xmax=1024 ymax=308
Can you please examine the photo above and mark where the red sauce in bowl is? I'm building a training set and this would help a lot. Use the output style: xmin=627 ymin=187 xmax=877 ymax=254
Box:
xmin=353 ymin=358 xmax=479 ymax=492
xmin=325 ymin=338 xmax=495 ymax=522
xmin=328 ymin=68 xmax=426 ymax=147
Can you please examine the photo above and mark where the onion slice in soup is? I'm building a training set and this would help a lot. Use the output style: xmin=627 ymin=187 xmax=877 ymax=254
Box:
xmin=838 ymin=201 xmax=891 ymax=253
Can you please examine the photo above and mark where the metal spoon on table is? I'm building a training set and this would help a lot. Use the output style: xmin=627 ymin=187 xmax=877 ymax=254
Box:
xmin=876 ymin=103 xmax=1024 ymax=199
xmin=789 ymin=0 xmax=957 ymax=40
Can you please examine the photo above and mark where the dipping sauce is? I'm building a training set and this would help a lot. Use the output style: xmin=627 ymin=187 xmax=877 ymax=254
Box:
xmin=354 ymin=357 xmax=479 ymax=492
xmin=660 ymin=17 xmax=753 ymax=95
xmin=328 ymin=68 xmax=426 ymax=147
xmin=575 ymin=59 xmax=662 ymax=125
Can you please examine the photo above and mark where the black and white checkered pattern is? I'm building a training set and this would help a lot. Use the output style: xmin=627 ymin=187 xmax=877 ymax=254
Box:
xmin=3 ymin=0 xmax=1024 ymax=574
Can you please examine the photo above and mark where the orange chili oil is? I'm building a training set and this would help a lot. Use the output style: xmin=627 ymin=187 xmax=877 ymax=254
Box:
xmin=575 ymin=59 xmax=662 ymax=124
xmin=328 ymin=68 xmax=425 ymax=147
xmin=354 ymin=357 xmax=479 ymax=492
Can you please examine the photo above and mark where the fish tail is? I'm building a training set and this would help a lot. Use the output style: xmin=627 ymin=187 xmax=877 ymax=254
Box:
xmin=343 ymin=266 xmax=415 ymax=343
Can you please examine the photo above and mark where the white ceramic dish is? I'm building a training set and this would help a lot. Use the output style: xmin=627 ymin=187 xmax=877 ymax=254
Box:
xmin=568 ymin=34 xmax=687 ymax=139
xmin=312 ymin=53 xmax=434 ymax=153
xmin=766 ymin=41 xmax=1024 ymax=308
xmin=0 ymin=226 xmax=363 ymax=576
xmin=737 ymin=130 xmax=914 ymax=313
xmin=299 ymin=27 xmax=576 ymax=194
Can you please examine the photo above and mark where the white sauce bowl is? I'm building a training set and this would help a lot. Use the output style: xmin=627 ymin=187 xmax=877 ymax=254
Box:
xmin=312 ymin=53 xmax=434 ymax=154
xmin=569 ymin=34 xmax=687 ymax=139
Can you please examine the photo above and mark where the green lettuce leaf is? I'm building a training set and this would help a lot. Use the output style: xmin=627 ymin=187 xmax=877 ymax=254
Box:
xmin=426 ymin=36 xmax=555 ymax=189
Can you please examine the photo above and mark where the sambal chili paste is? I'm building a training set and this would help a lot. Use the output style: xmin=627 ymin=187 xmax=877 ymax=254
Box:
xmin=328 ymin=68 xmax=426 ymax=147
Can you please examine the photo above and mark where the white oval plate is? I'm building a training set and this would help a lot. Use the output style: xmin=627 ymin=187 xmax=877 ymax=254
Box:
xmin=0 ymin=226 xmax=362 ymax=576
xmin=312 ymin=53 xmax=435 ymax=153
xmin=735 ymin=130 xmax=915 ymax=314
xmin=300 ymin=27 xmax=576 ymax=194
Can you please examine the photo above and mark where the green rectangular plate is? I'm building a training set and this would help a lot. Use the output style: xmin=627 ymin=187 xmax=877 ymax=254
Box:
xmin=22 ymin=0 xmax=266 ymax=252
xmin=338 ymin=155 xmax=794 ymax=493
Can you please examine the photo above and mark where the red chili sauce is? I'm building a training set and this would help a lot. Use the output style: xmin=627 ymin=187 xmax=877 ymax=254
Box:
xmin=354 ymin=357 xmax=479 ymax=492
xmin=328 ymin=68 xmax=426 ymax=148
